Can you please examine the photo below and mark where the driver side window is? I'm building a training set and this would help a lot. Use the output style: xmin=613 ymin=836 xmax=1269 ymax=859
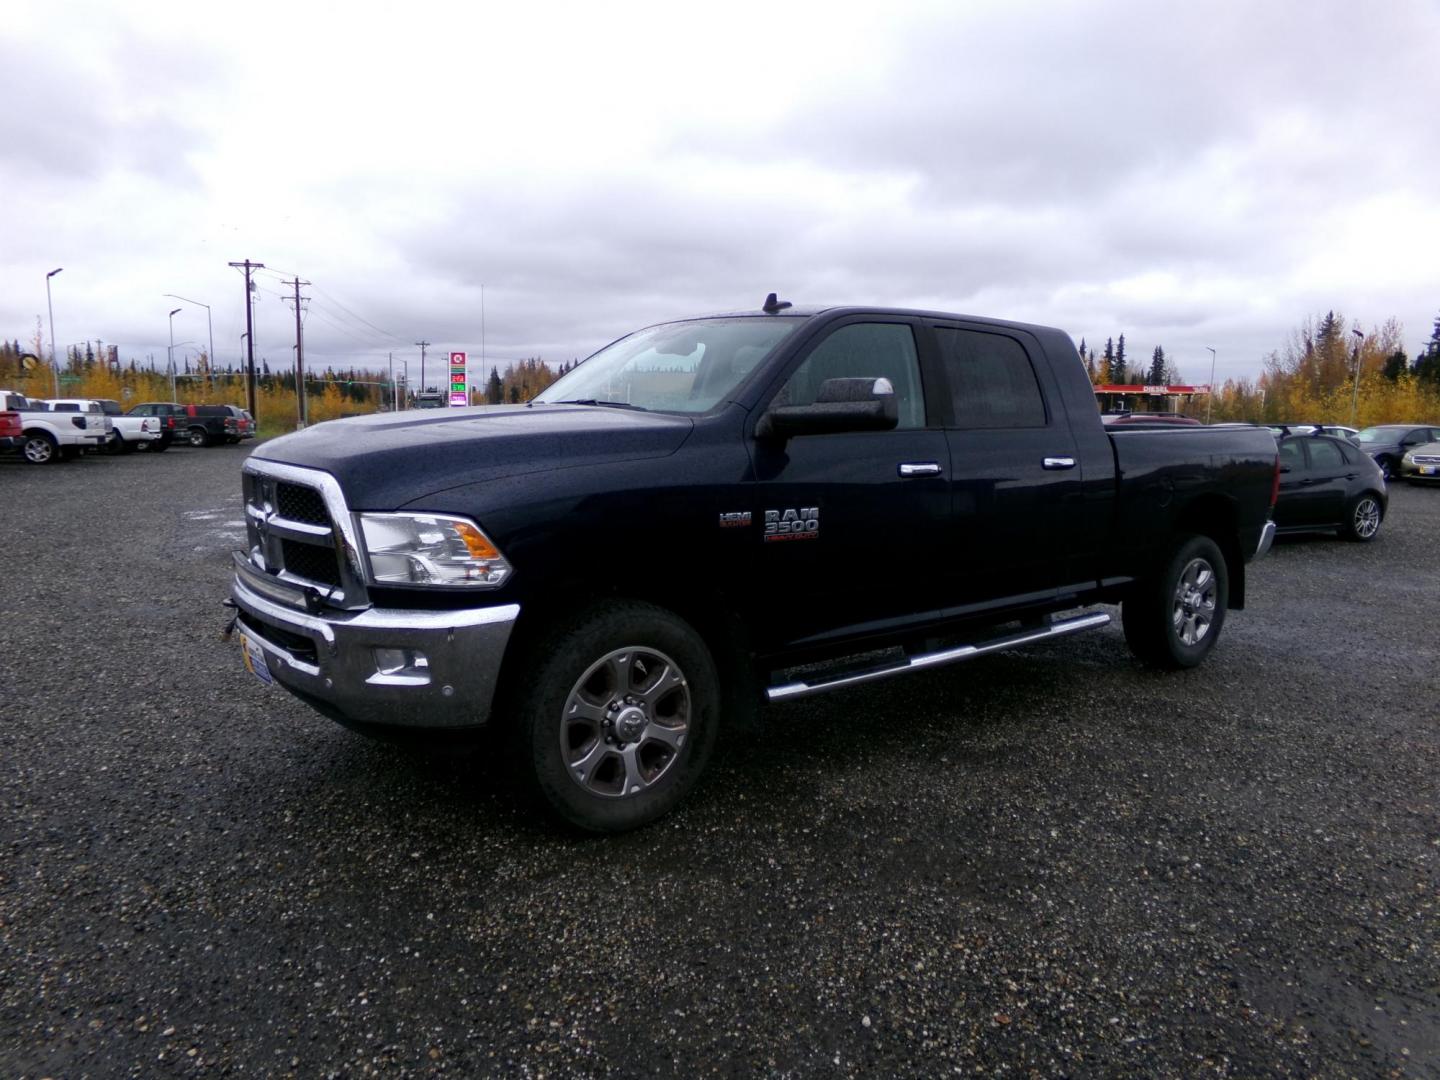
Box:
xmin=774 ymin=323 xmax=924 ymax=429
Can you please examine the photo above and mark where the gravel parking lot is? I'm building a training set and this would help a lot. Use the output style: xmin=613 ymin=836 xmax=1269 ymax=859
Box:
xmin=2 ymin=443 xmax=1437 ymax=1078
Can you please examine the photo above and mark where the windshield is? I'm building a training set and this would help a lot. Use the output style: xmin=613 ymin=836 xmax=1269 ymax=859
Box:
xmin=534 ymin=316 xmax=802 ymax=413
xmin=1356 ymin=426 xmax=1407 ymax=444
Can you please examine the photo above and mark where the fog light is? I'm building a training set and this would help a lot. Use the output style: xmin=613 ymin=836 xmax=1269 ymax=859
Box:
xmin=370 ymin=647 xmax=431 ymax=686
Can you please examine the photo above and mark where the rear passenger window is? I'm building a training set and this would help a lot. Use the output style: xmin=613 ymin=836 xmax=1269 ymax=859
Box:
xmin=1278 ymin=441 xmax=1304 ymax=469
xmin=934 ymin=328 xmax=1046 ymax=428
xmin=1308 ymin=440 xmax=1345 ymax=467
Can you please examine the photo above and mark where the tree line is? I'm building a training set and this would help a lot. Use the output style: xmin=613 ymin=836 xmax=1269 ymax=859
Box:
xmin=6 ymin=307 xmax=1439 ymax=433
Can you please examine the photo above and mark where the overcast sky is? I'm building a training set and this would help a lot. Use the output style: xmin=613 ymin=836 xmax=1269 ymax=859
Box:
xmin=3 ymin=0 xmax=1437 ymax=389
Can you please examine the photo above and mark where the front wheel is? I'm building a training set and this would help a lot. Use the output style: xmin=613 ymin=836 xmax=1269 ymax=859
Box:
xmin=1122 ymin=533 xmax=1229 ymax=670
xmin=507 ymin=602 xmax=721 ymax=833
xmin=1341 ymin=492 xmax=1383 ymax=542
xmin=1376 ymin=456 xmax=1396 ymax=481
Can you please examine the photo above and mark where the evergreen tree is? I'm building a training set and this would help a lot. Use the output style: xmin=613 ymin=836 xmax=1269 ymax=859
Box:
xmin=1148 ymin=346 xmax=1166 ymax=386
xmin=1113 ymin=334 xmax=1128 ymax=383
xmin=1417 ymin=313 xmax=1440 ymax=387
xmin=486 ymin=366 xmax=503 ymax=404
xmin=508 ymin=384 xmax=521 ymax=404
xmin=1382 ymin=349 xmax=1408 ymax=382
xmin=1101 ymin=338 xmax=1115 ymax=383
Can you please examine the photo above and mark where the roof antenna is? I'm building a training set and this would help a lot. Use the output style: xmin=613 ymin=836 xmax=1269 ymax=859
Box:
xmin=762 ymin=292 xmax=792 ymax=314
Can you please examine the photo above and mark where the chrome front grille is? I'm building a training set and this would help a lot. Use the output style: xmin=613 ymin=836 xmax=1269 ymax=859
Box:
xmin=242 ymin=460 xmax=368 ymax=609
xmin=1413 ymin=454 xmax=1440 ymax=465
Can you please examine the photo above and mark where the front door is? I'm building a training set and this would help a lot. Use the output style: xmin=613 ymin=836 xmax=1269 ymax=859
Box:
xmin=745 ymin=318 xmax=950 ymax=651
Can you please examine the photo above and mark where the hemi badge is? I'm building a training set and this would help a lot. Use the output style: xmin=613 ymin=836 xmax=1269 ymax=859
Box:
xmin=718 ymin=511 xmax=752 ymax=528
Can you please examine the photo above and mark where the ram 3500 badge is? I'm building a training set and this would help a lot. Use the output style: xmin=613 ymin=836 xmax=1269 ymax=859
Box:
xmin=230 ymin=296 xmax=1278 ymax=833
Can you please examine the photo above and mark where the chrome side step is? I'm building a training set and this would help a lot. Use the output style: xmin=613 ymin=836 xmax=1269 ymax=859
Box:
xmin=765 ymin=611 xmax=1111 ymax=703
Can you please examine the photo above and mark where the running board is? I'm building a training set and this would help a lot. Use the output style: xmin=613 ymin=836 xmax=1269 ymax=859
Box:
xmin=765 ymin=611 xmax=1112 ymax=702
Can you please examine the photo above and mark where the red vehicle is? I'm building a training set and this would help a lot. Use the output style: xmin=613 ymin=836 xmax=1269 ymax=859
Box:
xmin=0 ymin=407 xmax=22 ymax=450
xmin=1102 ymin=412 xmax=1203 ymax=427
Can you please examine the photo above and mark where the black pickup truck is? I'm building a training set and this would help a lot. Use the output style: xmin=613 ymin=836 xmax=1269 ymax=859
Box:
xmin=230 ymin=299 xmax=1279 ymax=832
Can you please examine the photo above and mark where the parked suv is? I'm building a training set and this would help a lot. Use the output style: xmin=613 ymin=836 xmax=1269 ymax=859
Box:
xmin=178 ymin=403 xmax=240 ymax=447
xmin=219 ymin=404 xmax=255 ymax=442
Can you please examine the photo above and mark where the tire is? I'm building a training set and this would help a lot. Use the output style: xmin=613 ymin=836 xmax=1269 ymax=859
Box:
xmin=1341 ymin=492 xmax=1383 ymax=542
xmin=22 ymin=432 xmax=60 ymax=465
xmin=506 ymin=602 xmax=721 ymax=833
xmin=112 ymin=433 xmax=135 ymax=455
xmin=188 ymin=427 xmax=211 ymax=448
xmin=151 ymin=441 xmax=169 ymax=453
xmin=1122 ymin=533 xmax=1229 ymax=670
xmin=1376 ymin=456 xmax=1396 ymax=481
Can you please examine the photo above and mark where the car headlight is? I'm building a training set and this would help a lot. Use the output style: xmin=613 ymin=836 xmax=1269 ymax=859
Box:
xmin=357 ymin=512 xmax=512 ymax=588
xmin=1402 ymin=452 xmax=1415 ymax=464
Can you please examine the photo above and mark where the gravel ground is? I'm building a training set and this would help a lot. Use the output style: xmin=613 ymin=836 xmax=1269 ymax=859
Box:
xmin=1 ymin=444 xmax=1437 ymax=1078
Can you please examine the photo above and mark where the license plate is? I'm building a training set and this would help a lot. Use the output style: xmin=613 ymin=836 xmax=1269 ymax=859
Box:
xmin=240 ymin=632 xmax=273 ymax=686
xmin=1421 ymin=466 xmax=1436 ymax=476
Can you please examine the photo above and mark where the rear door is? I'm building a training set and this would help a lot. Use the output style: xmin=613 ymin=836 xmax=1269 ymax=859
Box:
xmin=1301 ymin=438 xmax=1352 ymax=524
xmin=925 ymin=321 xmax=1086 ymax=607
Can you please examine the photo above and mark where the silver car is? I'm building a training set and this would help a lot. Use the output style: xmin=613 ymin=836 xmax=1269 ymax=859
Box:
xmin=1399 ymin=440 xmax=1440 ymax=483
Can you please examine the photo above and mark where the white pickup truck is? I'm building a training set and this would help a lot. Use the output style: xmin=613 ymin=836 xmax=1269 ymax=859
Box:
xmin=87 ymin=398 xmax=164 ymax=453
xmin=0 ymin=390 xmax=112 ymax=464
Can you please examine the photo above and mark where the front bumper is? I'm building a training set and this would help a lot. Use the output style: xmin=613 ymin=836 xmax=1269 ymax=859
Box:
xmin=231 ymin=554 xmax=519 ymax=730
xmin=1400 ymin=462 xmax=1440 ymax=481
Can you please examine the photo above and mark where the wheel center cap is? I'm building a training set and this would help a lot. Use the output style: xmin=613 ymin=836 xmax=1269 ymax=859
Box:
xmin=614 ymin=706 xmax=647 ymax=743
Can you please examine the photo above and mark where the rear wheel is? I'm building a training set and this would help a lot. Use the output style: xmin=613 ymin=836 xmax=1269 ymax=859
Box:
xmin=188 ymin=427 xmax=211 ymax=447
xmin=1341 ymin=492 xmax=1383 ymax=542
xmin=507 ymin=602 xmax=720 ymax=833
xmin=1122 ymin=533 xmax=1229 ymax=669
xmin=22 ymin=432 xmax=59 ymax=465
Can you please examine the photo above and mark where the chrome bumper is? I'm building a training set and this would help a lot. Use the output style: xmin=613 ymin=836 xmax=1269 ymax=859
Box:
xmin=1254 ymin=520 xmax=1276 ymax=560
xmin=231 ymin=555 xmax=519 ymax=730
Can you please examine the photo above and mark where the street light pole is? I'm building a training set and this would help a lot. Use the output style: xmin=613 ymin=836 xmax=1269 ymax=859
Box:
xmin=1205 ymin=347 xmax=1217 ymax=423
xmin=46 ymin=268 xmax=63 ymax=397
xmin=164 ymin=294 xmax=214 ymax=387
xmin=168 ymin=308 xmax=182 ymax=400
xmin=1349 ymin=328 xmax=1365 ymax=427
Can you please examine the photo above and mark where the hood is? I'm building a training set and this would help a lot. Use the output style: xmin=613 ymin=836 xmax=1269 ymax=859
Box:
xmin=254 ymin=403 xmax=694 ymax=508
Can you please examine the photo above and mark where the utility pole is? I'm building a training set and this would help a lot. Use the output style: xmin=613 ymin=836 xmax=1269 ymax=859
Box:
xmin=415 ymin=340 xmax=430 ymax=393
xmin=229 ymin=259 xmax=265 ymax=421
xmin=388 ymin=352 xmax=395 ymax=411
xmin=283 ymin=277 xmax=310 ymax=426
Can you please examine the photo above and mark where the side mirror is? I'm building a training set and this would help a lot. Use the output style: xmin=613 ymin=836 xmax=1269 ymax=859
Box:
xmin=757 ymin=377 xmax=899 ymax=440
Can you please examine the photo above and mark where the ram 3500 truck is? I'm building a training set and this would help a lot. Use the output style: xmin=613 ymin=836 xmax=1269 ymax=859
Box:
xmin=230 ymin=300 xmax=1279 ymax=832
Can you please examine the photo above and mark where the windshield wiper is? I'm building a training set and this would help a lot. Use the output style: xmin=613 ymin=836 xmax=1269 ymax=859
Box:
xmin=540 ymin=399 xmax=649 ymax=411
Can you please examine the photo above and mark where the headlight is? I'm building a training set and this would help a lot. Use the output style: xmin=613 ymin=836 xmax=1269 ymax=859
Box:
xmin=358 ymin=512 xmax=512 ymax=588
xmin=1402 ymin=452 xmax=1415 ymax=464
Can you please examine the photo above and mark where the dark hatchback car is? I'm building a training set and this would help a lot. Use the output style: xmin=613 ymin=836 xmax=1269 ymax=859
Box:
xmin=1274 ymin=432 xmax=1387 ymax=542
xmin=1354 ymin=424 xmax=1440 ymax=480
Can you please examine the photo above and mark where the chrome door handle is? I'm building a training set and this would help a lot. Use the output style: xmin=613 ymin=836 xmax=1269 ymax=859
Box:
xmin=1042 ymin=457 xmax=1076 ymax=470
xmin=898 ymin=462 xmax=942 ymax=477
